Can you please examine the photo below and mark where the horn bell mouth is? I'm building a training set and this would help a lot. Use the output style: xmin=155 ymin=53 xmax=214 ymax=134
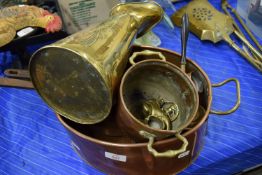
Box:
xmin=29 ymin=46 xmax=111 ymax=124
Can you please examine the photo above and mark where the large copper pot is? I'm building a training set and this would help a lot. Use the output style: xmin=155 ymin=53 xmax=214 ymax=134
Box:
xmin=56 ymin=46 xmax=240 ymax=175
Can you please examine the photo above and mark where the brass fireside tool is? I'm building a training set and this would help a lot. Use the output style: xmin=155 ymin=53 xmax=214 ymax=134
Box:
xmin=171 ymin=0 xmax=262 ymax=72
xmin=29 ymin=2 xmax=163 ymax=124
xmin=221 ymin=0 xmax=262 ymax=53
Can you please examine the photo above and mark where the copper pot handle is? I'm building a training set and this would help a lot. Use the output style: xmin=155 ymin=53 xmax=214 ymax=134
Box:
xmin=139 ymin=130 xmax=188 ymax=158
xmin=210 ymin=78 xmax=241 ymax=115
xmin=129 ymin=50 xmax=166 ymax=65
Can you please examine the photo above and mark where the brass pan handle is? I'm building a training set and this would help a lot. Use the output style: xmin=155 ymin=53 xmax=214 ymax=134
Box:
xmin=139 ymin=130 xmax=188 ymax=158
xmin=129 ymin=50 xmax=166 ymax=65
xmin=210 ymin=78 xmax=241 ymax=115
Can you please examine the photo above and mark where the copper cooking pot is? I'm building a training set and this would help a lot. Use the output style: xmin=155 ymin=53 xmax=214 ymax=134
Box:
xmin=116 ymin=50 xmax=199 ymax=158
xmin=56 ymin=46 xmax=240 ymax=175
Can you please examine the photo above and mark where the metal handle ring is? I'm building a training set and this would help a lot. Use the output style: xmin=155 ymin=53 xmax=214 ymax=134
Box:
xmin=139 ymin=130 xmax=188 ymax=158
xmin=129 ymin=50 xmax=166 ymax=65
xmin=210 ymin=78 xmax=241 ymax=115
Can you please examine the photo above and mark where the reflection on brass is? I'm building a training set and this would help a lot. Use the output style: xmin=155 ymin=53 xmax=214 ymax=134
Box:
xmin=142 ymin=98 xmax=180 ymax=130
xmin=160 ymin=99 xmax=179 ymax=121
xmin=29 ymin=2 xmax=163 ymax=124
xmin=143 ymin=99 xmax=171 ymax=130
xmin=172 ymin=0 xmax=262 ymax=72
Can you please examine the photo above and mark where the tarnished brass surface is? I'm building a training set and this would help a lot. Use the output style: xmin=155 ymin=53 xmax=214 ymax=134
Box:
xmin=143 ymin=99 xmax=172 ymax=130
xmin=172 ymin=0 xmax=262 ymax=72
xmin=143 ymin=99 xmax=180 ymax=130
xmin=160 ymin=99 xmax=179 ymax=121
xmin=29 ymin=2 xmax=163 ymax=124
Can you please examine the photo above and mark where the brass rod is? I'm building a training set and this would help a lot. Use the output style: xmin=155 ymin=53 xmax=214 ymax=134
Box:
xmin=222 ymin=6 xmax=244 ymax=36
xmin=231 ymin=7 xmax=262 ymax=52
xmin=223 ymin=35 xmax=262 ymax=72
xmin=222 ymin=0 xmax=262 ymax=65
xmin=234 ymin=30 xmax=262 ymax=61
xmin=243 ymin=45 xmax=261 ymax=62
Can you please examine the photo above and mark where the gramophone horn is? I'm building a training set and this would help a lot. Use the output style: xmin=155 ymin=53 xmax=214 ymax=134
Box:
xmin=29 ymin=2 xmax=163 ymax=124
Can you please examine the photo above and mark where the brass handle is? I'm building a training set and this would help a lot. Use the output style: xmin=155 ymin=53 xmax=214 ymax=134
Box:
xmin=139 ymin=130 xmax=188 ymax=158
xmin=223 ymin=34 xmax=262 ymax=72
xmin=233 ymin=30 xmax=262 ymax=61
xmin=4 ymin=69 xmax=30 ymax=79
xmin=0 ymin=78 xmax=34 ymax=89
xmin=210 ymin=78 xmax=241 ymax=115
xmin=129 ymin=50 xmax=166 ymax=65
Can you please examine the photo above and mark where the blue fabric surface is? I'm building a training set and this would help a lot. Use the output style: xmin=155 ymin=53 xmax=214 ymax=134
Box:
xmin=0 ymin=0 xmax=262 ymax=175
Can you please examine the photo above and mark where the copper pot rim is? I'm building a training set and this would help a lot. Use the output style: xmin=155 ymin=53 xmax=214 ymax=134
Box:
xmin=56 ymin=46 xmax=212 ymax=148
xmin=118 ymin=59 xmax=199 ymax=134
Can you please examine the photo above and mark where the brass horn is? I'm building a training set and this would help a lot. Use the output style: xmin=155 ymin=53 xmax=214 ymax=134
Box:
xmin=29 ymin=2 xmax=163 ymax=124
